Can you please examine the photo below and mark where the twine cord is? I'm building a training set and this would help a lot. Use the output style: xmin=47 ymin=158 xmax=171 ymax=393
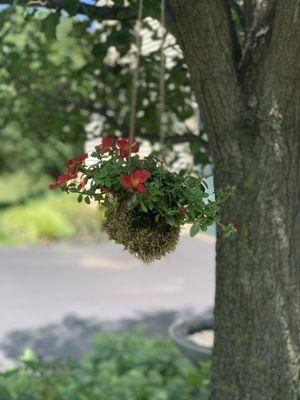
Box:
xmin=159 ymin=0 xmax=166 ymax=150
xmin=128 ymin=0 xmax=143 ymax=162
xmin=128 ymin=0 xmax=166 ymax=161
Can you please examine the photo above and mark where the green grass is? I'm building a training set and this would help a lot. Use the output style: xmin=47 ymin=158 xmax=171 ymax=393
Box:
xmin=0 ymin=193 xmax=104 ymax=246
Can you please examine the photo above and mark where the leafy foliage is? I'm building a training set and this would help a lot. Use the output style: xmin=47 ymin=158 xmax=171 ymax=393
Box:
xmin=0 ymin=193 xmax=104 ymax=245
xmin=0 ymin=172 xmax=50 ymax=207
xmin=0 ymin=8 xmax=90 ymax=177
xmin=0 ymin=3 xmax=210 ymax=180
xmin=0 ymin=332 xmax=211 ymax=400
xmin=51 ymin=137 xmax=230 ymax=235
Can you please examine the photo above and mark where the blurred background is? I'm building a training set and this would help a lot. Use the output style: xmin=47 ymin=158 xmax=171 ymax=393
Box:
xmin=0 ymin=1 xmax=216 ymax=397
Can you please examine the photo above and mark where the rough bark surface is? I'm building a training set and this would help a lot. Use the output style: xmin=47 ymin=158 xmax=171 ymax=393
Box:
xmin=168 ymin=0 xmax=300 ymax=399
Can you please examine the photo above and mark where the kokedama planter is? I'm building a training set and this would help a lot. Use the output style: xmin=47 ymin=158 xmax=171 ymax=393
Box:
xmin=104 ymin=202 xmax=180 ymax=263
xmin=49 ymin=137 xmax=231 ymax=263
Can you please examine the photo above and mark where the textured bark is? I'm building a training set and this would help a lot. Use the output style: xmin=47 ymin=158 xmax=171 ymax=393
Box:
xmin=168 ymin=0 xmax=300 ymax=398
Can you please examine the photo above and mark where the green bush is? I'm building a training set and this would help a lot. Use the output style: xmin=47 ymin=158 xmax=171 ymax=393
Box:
xmin=0 ymin=332 xmax=211 ymax=400
xmin=0 ymin=172 xmax=50 ymax=206
xmin=0 ymin=193 xmax=104 ymax=245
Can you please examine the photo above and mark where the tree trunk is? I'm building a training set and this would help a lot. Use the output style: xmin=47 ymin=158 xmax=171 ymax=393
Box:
xmin=212 ymin=131 xmax=300 ymax=399
xmin=167 ymin=1 xmax=300 ymax=398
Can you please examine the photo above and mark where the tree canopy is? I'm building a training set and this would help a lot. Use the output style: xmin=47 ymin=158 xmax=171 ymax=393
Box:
xmin=0 ymin=1 xmax=212 ymax=178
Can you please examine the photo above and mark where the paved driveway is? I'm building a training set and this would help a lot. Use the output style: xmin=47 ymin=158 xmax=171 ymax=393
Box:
xmin=0 ymin=231 xmax=215 ymax=369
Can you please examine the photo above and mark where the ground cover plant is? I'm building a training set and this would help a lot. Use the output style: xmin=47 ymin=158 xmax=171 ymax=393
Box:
xmin=0 ymin=332 xmax=211 ymax=400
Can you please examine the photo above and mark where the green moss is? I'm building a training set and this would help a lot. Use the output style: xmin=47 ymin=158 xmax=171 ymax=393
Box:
xmin=104 ymin=202 xmax=180 ymax=263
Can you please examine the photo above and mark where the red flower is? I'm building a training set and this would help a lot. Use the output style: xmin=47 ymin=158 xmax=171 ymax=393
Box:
xmin=98 ymin=136 xmax=114 ymax=153
xmin=117 ymin=137 xmax=139 ymax=157
xmin=49 ymin=172 xmax=76 ymax=190
xmin=67 ymin=153 xmax=88 ymax=174
xmin=121 ymin=169 xmax=151 ymax=193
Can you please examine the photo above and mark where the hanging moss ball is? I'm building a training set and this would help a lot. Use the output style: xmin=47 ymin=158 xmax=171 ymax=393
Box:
xmin=104 ymin=202 xmax=180 ymax=263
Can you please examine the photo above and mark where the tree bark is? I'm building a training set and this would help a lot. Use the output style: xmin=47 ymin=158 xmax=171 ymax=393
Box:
xmin=168 ymin=0 xmax=300 ymax=398
xmin=213 ymin=136 xmax=300 ymax=399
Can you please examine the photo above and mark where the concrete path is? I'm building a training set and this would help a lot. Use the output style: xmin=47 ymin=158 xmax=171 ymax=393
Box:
xmin=0 ymin=231 xmax=215 ymax=369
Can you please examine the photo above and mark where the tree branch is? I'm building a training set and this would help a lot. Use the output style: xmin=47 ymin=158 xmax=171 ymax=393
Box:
xmin=259 ymin=0 xmax=300 ymax=111
xmin=243 ymin=0 xmax=275 ymax=30
xmin=0 ymin=1 xmax=136 ymax=21
xmin=241 ymin=0 xmax=275 ymax=69
xmin=167 ymin=0 xmax=244 ymax=163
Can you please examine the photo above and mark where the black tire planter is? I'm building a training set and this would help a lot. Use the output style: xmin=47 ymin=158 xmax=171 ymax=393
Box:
xmin=169 ymin=316 xmax=213 ymax=366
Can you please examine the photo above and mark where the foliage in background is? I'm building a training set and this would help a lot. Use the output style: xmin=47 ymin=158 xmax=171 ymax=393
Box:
xmin=0 ymin=193 xmax=104 ymax=245
xmin=0 ymin=332 xmax=211 ymax=400
xmin=0 ymin=9 xmax=90 ymax=178
xmin=0 ymin=3 xmax=210 ymax=180
xmin=0 ymin=172 xmax=51 ymax=207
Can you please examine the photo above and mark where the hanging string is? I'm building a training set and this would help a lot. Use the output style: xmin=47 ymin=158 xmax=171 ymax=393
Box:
xmin=159 ymin=0 xmax=166 ymax=152
xmin=128 ymin=0 xmax=144 ymax=162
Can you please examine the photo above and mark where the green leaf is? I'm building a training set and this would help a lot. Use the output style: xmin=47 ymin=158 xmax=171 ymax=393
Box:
xmin=63 ymin=0 xmax=79 ymax=16
xmin=0 ymin=386 xmax=11 ymax=400
xmin=0 ymin=7 xmax=13 ymax=28
xmin=190 ymin=222 xmax=200 ymax=237
xmin=166 ymin=215 xmax=176 ymax=226
xmin=85 ymin=196 xmax=91 ymax=204
xmin=140 ymin=202 xmax=147 ymax=212
xmin=41 ymin=12 xmax=60 ymax=41
xmin=20 ymin=348 xmax=39 ymax=364
xmin=78 ymin=194 xmax=83 ymax=203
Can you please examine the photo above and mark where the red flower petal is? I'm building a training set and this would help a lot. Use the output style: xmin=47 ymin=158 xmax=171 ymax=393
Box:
xmin=137 ymin=183 xmax=147 ymax=193
xmin=121 ymin=175 xmax=133 ymax=188
xmin=131 ymin=145 xmax=139 ymax=154
xmin=117 ymin=138 xmax=127 ymax=148
xmin=65 ymin=172 xmax=76 ymax=181
xmin=102 ymin=137 xmax=114 ymax=152
xmin=67 ymin=154 xmax=88 ymax=173
xmin=132 ymin=169 xmax=151 ymax=183
xmin=49 ymin=183 xmax=58 ymax=190
xmin=119 ymin=148 xmax=129 ymax=157
xmin=141 ymin=170 xmax=151 ymax=182
xmin=57 ymin=175 xmax=68 ymax=186
xmin=67 ymin=160 xmax=77 ymax=174
xmin=117 ymin=137 xmax=139 ymax=157
xmin=76 ymin=153 xmax=88 ymax=164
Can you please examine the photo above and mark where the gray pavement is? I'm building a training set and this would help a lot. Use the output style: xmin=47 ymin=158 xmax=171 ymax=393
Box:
xmin=0 ymin=231 xmax=215 ymax=369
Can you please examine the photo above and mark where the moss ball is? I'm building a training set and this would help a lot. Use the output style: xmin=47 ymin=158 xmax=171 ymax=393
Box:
xmin=104 ymin=203 xmax=180 ymax=263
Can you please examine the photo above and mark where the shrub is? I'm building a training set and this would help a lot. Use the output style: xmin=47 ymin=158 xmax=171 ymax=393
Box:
xmin=0 ymin=193 xmax=104 ymax=245
xmin=0 ymin=172 xmax=50 ymax=207
xmin=0 ymin=332 xmax=211 ymax=400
